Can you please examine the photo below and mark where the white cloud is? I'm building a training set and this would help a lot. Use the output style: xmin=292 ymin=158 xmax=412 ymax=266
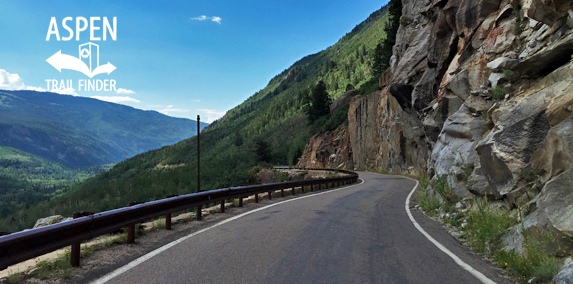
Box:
xmin=53 ymin=87 xmax=79 ymax=96
xmin=116 ymin=88 xmax=135 ymax=94
xmin=191 ymin=15 xmax=222 ymax=24
xmin=166 ymin=105 xmax=174 ymax=108
xmin=197 ymin=108 xmax=226 ymax=123
xmin=0 ymin=69 xmax=80 ymax=95
xmin=0 ymin=69 xmax=26 ymax=90
xmin=211 ymin=16 xmax=222 ymax=24
xmin=91 ymin=96 xmax=141 ymax=103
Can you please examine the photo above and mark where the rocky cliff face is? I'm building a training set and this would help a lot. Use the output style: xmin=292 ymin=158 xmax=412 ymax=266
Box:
xmin=299 ymin=0 xmax=573 ymax=268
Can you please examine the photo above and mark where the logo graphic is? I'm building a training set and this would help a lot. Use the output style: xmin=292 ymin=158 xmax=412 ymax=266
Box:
xmin=46 ymin=42 xmax=116 ymax=78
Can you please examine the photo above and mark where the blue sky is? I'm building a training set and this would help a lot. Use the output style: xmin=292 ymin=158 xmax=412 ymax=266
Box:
xmin=0 ymin=0 xmax=387 ymax=123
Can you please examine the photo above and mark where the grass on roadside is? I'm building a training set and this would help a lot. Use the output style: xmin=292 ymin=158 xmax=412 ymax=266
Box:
xmin=7 ymin=270 xmax=22 ymax=283
xmin=415 ymin=173 xmax=441 ymax=216
xmin=494 ymin=230 xmax=562 ymax=283
xmin=34 ymin=256 xmax=72 ymax=280
xmin=461 ymin=198 xmax=518 ymax=256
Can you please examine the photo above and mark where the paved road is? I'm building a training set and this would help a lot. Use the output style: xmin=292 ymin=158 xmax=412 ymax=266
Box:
xmin=99 ymin=172 xmax=512 ymax=284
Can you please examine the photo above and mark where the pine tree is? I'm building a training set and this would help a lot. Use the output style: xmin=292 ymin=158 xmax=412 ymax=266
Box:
xmin=304 ymin=80 xmax=331 ymax=123
xmin=372 ymin=0 xmax=402 ymax=75
xmin=372 ymin=43 xmax=385 ymax=76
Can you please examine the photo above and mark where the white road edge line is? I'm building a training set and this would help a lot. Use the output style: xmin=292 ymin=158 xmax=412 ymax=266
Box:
xmin=91 ymin=178 xmax=366 ymax=284
xmin=403 ymin=176 xmax=497 ymax=284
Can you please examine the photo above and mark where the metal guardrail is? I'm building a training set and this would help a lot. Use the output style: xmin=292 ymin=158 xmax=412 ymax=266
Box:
xmin=0 ymin=168 xmax=358 ymax=270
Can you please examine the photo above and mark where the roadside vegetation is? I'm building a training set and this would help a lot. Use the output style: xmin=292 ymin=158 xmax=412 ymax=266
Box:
xmin=414 ymin=173 xmax=563 ymax=283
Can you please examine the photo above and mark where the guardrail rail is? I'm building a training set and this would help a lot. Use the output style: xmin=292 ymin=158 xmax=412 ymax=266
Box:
xmin=0 ymin=168 xmax=358 ymax=270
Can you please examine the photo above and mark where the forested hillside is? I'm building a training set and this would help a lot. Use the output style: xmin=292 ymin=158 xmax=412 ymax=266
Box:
xmin=0 ymin=5 xmax=390 ymax=231
xmin=0 ymin=146 xmax=111 ymax=222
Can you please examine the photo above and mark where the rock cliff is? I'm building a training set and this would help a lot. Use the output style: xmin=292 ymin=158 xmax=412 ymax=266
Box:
xmin=298 ymin=0 xmax=573 ymax=275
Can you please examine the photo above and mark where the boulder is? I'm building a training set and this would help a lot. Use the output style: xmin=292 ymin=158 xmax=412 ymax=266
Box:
xmin=463 ymin=94 xmax=494 ymax=112
xmin=503 ymin=167 xmax=573 ymax=256
xmin=445 ymin=69 xmax=472 ymax=101
xmin=467 ymin=165 xmax=501 ymax=198
xmin=330 ymin=90 xmax=359 ymax=114
xmin=536 ymin=167 xmax=573 ymax=237
xmin=412 ymin=67 xmax=438 ymax=111
xmin=531 ymin=115 xmax=573 ymax=184
xmin=555 ymin=259 xmax=573 ymax=284
xmin=514 ymin=30 xmax=573 ymax=79
xmin=33 ymin=215 xmax=66 ymax=228
xmin=486 ymin=57 xmax=518 ymax=72
xmin=488 ymin=72 xmax=505 ymax=88
xmin=527 ymin=0 xmax=570 ymax=26
xmin=430 ymin=105 xmax=486 ymax=198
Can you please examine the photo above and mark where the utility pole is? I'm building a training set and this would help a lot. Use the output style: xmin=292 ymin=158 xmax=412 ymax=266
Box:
xmin=197 ymin=115 xmax=200 ymax=192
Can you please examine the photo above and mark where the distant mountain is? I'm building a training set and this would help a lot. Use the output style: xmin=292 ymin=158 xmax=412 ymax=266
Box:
xmin=0 ymin=90 xmax=208 ymax=168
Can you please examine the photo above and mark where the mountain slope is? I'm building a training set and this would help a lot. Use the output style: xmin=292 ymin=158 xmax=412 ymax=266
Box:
xmin=0 ymin=146 xmax=111 ymax=220
xmin=0 ymin=90 xmax=209 ymax=168
xmin=0 ymin=5 xmax=389 ymax=231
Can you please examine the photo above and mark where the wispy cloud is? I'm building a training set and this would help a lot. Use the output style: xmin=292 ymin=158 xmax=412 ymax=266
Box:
xmin=191 ymin=15 xmax=222 ymax=24
xmin=116 ymin=88 xmax=135 ymax=94
xmin=91 ymin=96 xmax=140 ymax=103
xmin=197 ymin=108 xmax=226 ymax=123
xmin=159 ymin=105 xmax=189 ymax=116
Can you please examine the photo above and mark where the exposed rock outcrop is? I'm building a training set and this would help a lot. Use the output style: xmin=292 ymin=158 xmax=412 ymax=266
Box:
xmin=297 ymin=127 xmax=352 ymax=169
xmin=299 ymin=0 xmax=573 ymax=272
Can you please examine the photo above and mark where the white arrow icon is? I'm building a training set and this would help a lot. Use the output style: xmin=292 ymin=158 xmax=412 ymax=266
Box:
xmin=46 ymin=48 xmax=116 ymax=78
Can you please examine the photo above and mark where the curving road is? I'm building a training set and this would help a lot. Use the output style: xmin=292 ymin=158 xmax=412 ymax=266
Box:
xmin=94 ymin=172 xmax=512 ymax=284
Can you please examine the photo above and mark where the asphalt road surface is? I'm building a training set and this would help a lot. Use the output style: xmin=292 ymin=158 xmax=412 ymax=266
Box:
xmin=96 ymin=172 xmax=513 ymax=284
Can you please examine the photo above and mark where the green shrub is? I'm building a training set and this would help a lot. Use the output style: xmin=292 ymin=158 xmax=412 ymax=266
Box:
xmin=462 ymin=199 xmax=517 ymax=256
xmin=278 ymin=172 xmax=289 ymax=182
xmin=416 ymin=191 xmax=441 ymax=216
xmin=418 ymin=173 xmax=429 ymax=190
xmin=493 ymin=85 xmax=506 ymax=100
xmin=495 ymin=239 xmax=561 ymax=283
xmin=434 ymin=174 xmax=453 ymax=202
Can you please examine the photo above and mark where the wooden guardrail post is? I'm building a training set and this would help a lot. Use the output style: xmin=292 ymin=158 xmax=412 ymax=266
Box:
xmin=127 ymin=202 xmax=136 ymax=243
xmin=165 ymin=195 xmax=178 ymax=230
xmin=301 ymin=186 xmax=304 ymax=194
xmin=281 ymin=189 xmax=284 ymax=197
xmin=70 ymin=212 xmax=81 ymax=267
xmin=268 ymin=191 xmax=272 ymax=200
xmin=310 ymin=184 xmax=313 ymax=191
xmin=221 ymin=200 xmax=225 ymax=213
xmin=196 ymin=205 xmax=202 ymax=221
xmin=292 ymin=187 xmax=296 ymax=195
xmin=255 ymin=193 xmax=259 ymax=203
xmin=239 ymin=197 xmax=243 ymax=207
